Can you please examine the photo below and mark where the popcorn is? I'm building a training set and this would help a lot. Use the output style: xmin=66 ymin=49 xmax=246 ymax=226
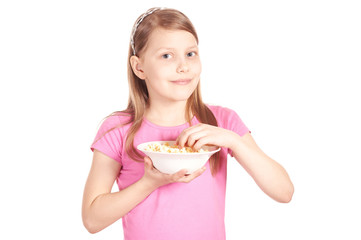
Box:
xmin=144 ymin=142 xmax=208 ymax=153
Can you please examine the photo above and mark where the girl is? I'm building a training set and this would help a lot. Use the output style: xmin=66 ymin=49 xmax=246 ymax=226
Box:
xmin=82 ymin=7 xmax=294 ymax=240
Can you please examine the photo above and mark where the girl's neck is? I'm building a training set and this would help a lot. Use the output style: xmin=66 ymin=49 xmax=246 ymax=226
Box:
xmin=144 ymin=101 xmax=191 ymax=127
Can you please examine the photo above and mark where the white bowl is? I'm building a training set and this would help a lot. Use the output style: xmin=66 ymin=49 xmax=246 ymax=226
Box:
xmin=137 ymin=141 xmax=221 ymax=174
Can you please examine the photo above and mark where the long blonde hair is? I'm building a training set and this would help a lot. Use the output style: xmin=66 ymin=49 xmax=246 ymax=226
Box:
xmin=103 ymin=8 xmax=220 ymax=174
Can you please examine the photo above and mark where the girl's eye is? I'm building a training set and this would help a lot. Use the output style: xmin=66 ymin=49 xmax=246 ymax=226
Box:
xmin=187 ymin=51 xmax=196 ymax=57
xmin=162 ymin=54 xmax=172 ymax=59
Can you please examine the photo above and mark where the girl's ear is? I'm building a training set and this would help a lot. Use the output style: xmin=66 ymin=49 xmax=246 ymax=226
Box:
xmin=130 ymin=56 xmax=146 ymax=80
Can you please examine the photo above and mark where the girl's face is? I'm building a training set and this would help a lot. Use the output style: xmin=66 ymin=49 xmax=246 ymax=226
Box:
xmin=132 ymin=28 xmax=201 ymax=105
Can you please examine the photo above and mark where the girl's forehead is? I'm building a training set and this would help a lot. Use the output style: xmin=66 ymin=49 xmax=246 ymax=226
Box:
xmin=146 ymin=28 xmax=198 ymax=50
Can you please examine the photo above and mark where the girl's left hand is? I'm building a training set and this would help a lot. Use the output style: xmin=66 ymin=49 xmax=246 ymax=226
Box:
xmin=176 ymin=123 xmax=238 ymax=150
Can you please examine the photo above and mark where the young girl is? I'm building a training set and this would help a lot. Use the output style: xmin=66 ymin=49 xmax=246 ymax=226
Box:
xmin=82 ymin=7 xmax=294 ymax=240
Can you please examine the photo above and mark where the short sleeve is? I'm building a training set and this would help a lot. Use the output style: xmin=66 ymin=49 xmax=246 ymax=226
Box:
xmin=226 ymin=108 xmax=250 ymax=137
xmin=90 ymin=116 xmax=123 ymax=164
xmin=226 ymin=109 xmax=250 ymax=157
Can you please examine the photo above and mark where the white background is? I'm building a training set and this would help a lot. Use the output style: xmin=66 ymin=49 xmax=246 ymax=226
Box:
xmin=1 ymin=0 xmax=360 ymax=239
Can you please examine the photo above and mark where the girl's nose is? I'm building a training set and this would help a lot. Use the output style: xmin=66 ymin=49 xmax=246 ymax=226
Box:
xmin=176 ymin=58 xmax=189 ymax=73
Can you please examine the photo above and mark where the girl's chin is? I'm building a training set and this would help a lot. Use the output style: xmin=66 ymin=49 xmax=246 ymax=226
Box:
xmin=170 ymin=89 xmax=196 ymax=101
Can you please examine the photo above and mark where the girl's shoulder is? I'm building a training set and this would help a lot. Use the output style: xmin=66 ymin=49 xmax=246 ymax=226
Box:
xmin=97 ymin=111 xmax=133 ymax=133
xmin=207 ymin=104 xmax=249 ymax=135
xmin=207 ymin=104 xmax=240 ymax=119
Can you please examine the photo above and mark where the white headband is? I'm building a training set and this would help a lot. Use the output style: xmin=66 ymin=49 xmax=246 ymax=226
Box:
xmin=130 ymin=7 xmax=164 ymax=55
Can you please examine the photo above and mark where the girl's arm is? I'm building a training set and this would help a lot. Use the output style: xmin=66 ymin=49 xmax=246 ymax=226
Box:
xmin=229 ymin=132 xmax=294 ymax=203
xmin=176 ymin=124 xmax=294 ymax=203
xmin=82 ymin=150 xmax=206 ymax=233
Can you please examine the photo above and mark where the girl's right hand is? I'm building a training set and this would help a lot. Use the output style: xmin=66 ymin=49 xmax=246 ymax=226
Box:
xmin=141 ymin=156 xmax=206 ymax=190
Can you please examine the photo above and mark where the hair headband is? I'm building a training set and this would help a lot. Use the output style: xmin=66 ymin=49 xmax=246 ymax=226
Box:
xmin=130 ymin=7 xmax=164 ymax=56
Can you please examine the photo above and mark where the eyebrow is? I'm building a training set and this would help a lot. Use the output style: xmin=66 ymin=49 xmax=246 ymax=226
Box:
xmin=155 ymin=45 xmax=198 ymax=52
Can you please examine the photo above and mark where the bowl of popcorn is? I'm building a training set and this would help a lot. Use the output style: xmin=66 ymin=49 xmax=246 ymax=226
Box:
xmin=137 ymin=141 xmax=221 ymax=174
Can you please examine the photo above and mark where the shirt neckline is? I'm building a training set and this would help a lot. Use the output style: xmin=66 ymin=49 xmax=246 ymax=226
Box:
xmin=143 ymin=116 xmax=198 ymax=130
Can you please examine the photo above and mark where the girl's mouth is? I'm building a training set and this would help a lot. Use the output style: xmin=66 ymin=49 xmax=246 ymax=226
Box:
xmin=171 ymin=79 xmax=192 ymax=85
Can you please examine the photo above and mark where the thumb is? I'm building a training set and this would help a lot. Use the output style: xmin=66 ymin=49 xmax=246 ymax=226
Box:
xmin=144 ymin=156 xmax=153 ymax=170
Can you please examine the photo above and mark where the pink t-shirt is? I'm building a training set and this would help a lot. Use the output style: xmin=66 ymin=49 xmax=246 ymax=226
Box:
xmin=91 ymin=105 xmax=249 ymax=240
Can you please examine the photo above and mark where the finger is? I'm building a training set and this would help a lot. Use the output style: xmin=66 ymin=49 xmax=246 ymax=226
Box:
xmin=143 ymin=156 xmax=153 ymax=170
xmin=178 ymin=167 xmax=206 ymax=183
xmin=176 ymin=124 xmax=204 ymax=147
xmin=170 ymin=168 xmax=189 ymax=182
xmin=176 ymin=124 xmax=202 ymax=146
xmin=177 ymin=167 xmax=206 ymax=183
xmin=193 ymin=136 xmax=214 ymax=151
xmin=187 ymin=131 xmax=208 ymax=148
